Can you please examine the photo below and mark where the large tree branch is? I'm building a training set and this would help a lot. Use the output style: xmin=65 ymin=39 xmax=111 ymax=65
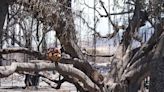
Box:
xmin=0 ymin=47 xmax=104 ymax=87
xmin=0 ymin=61 xmax=100 ymax=91
xmin=121 ymin=32 xmax=164 ymax=85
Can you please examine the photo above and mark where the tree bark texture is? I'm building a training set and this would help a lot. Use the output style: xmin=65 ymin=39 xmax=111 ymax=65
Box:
xmin=0 ymin=0 xmax=8 ymax=48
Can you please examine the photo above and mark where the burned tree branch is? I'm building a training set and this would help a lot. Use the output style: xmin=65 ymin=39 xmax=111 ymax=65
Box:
xmin=0 ymin=47 xmax=104 ymax=88
xmin=0 ymin=61 xmax=100 ymax=91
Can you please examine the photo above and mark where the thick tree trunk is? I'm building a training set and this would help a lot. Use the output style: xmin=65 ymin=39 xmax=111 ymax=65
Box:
xmin=24 ymin=72 xmax=39 ymax=89
xmin=150 ymin=58 xmax=164 ymax=92
xmin=54 ymin=0 xmax=84 ymax=60
xmin=0 ymin=1 xmax=8 ymax=66
xmin=0 ymin=1 xmax=8 ymax=48
xmin=24 ymin=27 xmax=39 ymax=89
xmin=149 ymin=24 xmax=164 ymax=92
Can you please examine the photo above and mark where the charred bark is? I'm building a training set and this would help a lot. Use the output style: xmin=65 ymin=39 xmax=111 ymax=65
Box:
xmin=0 ymin=0 xmax=8 ymax=48
xmin=149 ymin=21 xmax=164 ymax=92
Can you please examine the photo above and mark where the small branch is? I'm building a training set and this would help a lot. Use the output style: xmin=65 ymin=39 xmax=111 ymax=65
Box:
xmin=100 ymin=10 xmax=133 ymax=17
xmin=83 ymin=0 xmax=103 ymax=17
xmin=41 ymin=78 xmax=58 ymax=89
xmin=40 ymin=74 xmax=66 ymax=89
xmin=98 ymin=0 xmax=122 ymax=39
xmin=76 ymin=14 xmax=94 ymax=31
xmin=83 ymin=0 xmax=133 ymax=17
xmin=0 ymin=48 xmax=45 ymax=59
xmin=3 ymin=33 xmax=25 ymax=47
xmin=99 ymin=0 xmax=116 ymax=28
xmin=125 ymin=1 xmax=135 ymax=5
xmin=85 ymin=53 xmax=114 ymax=57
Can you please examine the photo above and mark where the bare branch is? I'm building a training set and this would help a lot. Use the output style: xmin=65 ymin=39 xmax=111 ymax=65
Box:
xmin=100 ymin=9 xmax=133 ymax=17
xmin=0 ymin=48 xmax=45 ymax=59
xmin=83 ymin=0 xmax=133 ymax=17
xmin=40 ymin=74 xmax=66 ymax=89
xmin=99 ymin=0 xmax=116 ymax=28
xmin=85 ymin=53 xmax=114 ymax=57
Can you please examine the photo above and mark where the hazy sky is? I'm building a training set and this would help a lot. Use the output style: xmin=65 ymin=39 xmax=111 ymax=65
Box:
xmin=72 ymin=0 xmax=126 ymax=40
